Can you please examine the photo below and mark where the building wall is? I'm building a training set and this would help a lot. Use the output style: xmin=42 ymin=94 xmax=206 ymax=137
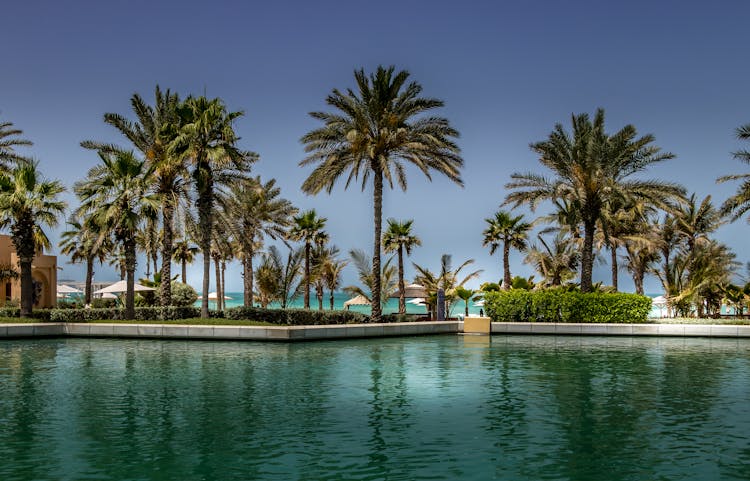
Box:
xmin=0 ymin=235 xmax=58 ymax=308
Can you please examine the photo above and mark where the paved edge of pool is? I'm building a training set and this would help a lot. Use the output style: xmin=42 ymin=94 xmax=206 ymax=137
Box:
xmin=1 ymin=321 xmax=749 ymax=340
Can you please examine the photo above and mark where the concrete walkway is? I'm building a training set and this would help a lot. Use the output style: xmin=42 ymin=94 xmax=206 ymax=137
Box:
xmin=0 ymin=321 xmax=749 ymax=340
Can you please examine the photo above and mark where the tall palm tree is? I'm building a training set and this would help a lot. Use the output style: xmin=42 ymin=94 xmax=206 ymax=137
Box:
xmin=382 ymin=218 xmax=421 ymax=314
xmin=455 ymin=286 xmax=475 ymax=317
xmin=718 ymin=123 xmax=750 ymax=221
xmin=482 ymin=210 xmax=531 ymax=289
xmin=288 ymin=209 xmax=327 ymax=309
xmin=0 ymin=161 xmax=66 ymax=316
xmin=674 ymin=193 xmax=722 ymax=254
xmin=266 ymin=245 xmax=304 ymax=308
xmin=323 ymin=256 xmax=348 ymax=310
xmin=220 ymin=176 xmax=296 ymax=307
xmin=169 ymin=96 xmax=257 ymax=318
xmin=75 ymin=151 xmax=158 ymax=319
xmin=300 ymin=66 xmax=463 ymax=320
xmin=505 ymin=108 xmax=683 ymax=292
xmin=172 ymin=238 xmax=198 ymax=284
xmin=59 ymin=216 xmax=111 ymax=305
xmin=0 ymin=119 xmax=32 ymax=167
xmin=82 ymin=86 xmax=185 ymax=306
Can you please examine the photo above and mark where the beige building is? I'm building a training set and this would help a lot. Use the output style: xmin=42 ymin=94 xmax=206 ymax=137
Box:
xmin=0 ymin=235 xmax=57 ymax=308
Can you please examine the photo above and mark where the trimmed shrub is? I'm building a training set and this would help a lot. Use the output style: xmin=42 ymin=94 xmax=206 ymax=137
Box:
xmin=225 ymin=306 xmax=369 ymax=325
xmin=484 ymin=289 xmax=652 ymax=323
xmin=48 ymin=306 xmax=209 ymax=322
xmin=171 ymin=282 xmax=199 ymax=307
xmin=0 ymin=307 xmax=52 ymax=320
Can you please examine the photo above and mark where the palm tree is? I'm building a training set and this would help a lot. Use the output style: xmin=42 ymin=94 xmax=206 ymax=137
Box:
xmin=268 ymin=245 xmax=304 ymax=308
xmin=718 ymin=123 xmax=750 ymax=221
xmin=172 ymin=238 xmax=198 ymax=284
xmin=382 ymin=219 xmax=421 ymax=314
xmin=300 ymin=66 xmax=463 ymax=320
xmin=75 ymin=151 xmax=158 ymax=319
xmin=169 ymin=96 xmax=257 ymax=318
xmin=524 ymin=233 xmax=580 ymax=287
xmin=0 ymin=119 xmax=32 ymax=167
xmin=136 ymin=217 xmax=160 ymax=278
xmin=255 ymin=250 xmax=282 ymax=308
xmin=343 ymin=249 xmax=398 ymax=308
xmin=0 ymin=161 xmax=66 ymax=316
xmin=323 ymin=256 xmax=348 ymax=310
xmin=482 ymin=210 xmax=531 ymax=289
xmin=505 ymin=108 xmax=683 ymax=292
xmin=82 ymin=86 xmax=185 ymax=306
xmin=221 ymin=176 xmax=296 ymax=307
xmin=59 ymin=216 xmax=111 ymax=305
xmin=288 ymin=209 xmax=327 ymax=309
xmin=455 ymin=286 xmax=475 ymax=317
xmin=674 ymin=193 xmax=723 ymax=255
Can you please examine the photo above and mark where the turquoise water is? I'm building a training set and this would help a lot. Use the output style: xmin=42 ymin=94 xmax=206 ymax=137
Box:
xmin=200 ymin=291 xmax=481 ymax=316
xmin=1 ymin=336 xmax=749 ymax=480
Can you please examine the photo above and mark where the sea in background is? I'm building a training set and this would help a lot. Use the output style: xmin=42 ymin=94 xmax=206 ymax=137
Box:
xmin=198 ymin=292 xmax=671 ymax=318
xmin=196 ymin=291 xmax=476 ymax=316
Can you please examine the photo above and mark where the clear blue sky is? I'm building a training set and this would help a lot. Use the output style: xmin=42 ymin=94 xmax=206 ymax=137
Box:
xmin=2 ymin=0 xmax=749 ymax=293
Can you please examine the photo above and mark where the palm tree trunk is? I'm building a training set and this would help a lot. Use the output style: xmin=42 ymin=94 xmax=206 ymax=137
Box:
xmin=330 ymin=289 xmax=335 ymax=311
xmin=198 ymin=171 xmax=212 ymax=319
xmin=317 ymin=284 xmax=323 ymax=310
xmin=214 ymin=254 xmax=222 ymax=312
xmin=160 ymin=200 xmax=174 ymax=306
xmin=124 ymin=238 xmax=136 ymax=320
xmin=304 ymin=243 xmax=310 ymax=309
xmin=221 ymin=260 xmax=227 ymax=311
xmin=19 ymin=258 xmax=33 ymax=317
xmin=181 ymin=260 xmax=187 ymax=284
xmin=371 ymin=171 xmax=383 ymax=321
xmin=503 ymin=241 xmax=511 ymax=289
xmin=398 ymin=245 xmax=405 ymax=314
xmin=610 ymin=244 xmax=618 ymax=292
xmin=246 ymin=245 xmax=254 ymax=307
xmin=580 ymin=219 xmax=595 ymax=293
xmin=634 ymin=268 xmax=644 ymax=295
xmin=243 ymin=257 xmax=251 ymax=307
xmin=85 ymin=256 xmax=94 ymax=305
xmin=465 ymin=300 xmax=469 ymax=317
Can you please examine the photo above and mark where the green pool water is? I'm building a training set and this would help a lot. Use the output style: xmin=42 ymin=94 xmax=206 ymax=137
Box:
xmin=1 ymin=336 xmax=749 ymax=481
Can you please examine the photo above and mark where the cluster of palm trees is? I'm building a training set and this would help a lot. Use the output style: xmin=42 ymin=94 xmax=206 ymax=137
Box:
xmin=481 ymin=110 xmax=750 ymax=317
xmin=3 ymin=65 xmax=750 ymax=321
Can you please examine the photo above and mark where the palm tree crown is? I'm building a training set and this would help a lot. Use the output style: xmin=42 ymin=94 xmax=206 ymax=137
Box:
xmin=300 ymin=65 xmax=463 ymax=320
xmin=383 ymin=218 xmax=421 ymax=314
xmin=718 ymin=123 xmax=750 ymax=221
xmin=0 ymin=161 xmax=66 ymax=316
xmin=0 ymin=119 xmax=32 ymax=167
xmin=505 ymin=108 xmax=683 ymax=292
xmin=482 ymin=210 xmax=531 ymax=289
xmin=288 ymin=209 xmax=327 ymax=309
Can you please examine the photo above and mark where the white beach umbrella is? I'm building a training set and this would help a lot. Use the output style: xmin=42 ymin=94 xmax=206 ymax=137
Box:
xmin=94 ymin=280 xmax=155 ymax=294
xmin=205 ymin=292 xmax=232 ymax=300
xmin=343 ymin=294 xmax=370 ymax=308
xmin=407 ymin=297 xmax=426 ymax=305
xmin=57 ymin=284 xmax=83 ymax=294
xmin=390 ymin=284 xmax=428 ymax=298
xmin=652 ymin=295 xmax=668 ymax=306
xmin=100 ymin=292 xmax=118 ymax=299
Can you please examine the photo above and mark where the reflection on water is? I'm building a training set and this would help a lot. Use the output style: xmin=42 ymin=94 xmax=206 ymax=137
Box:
xmin=1 ymin=336 xmax=749 ymax=481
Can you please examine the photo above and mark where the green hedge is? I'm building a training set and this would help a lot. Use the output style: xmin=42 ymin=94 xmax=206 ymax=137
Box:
xmin=224 ymin=307 xmax=370 ymax=325
xmin=48 ymin=306 xmax=210 ymax=322
xmin=0 ymin=308 xmax=52 ymax=320
xmin=484 ymin=289 xmax=652 ymax=323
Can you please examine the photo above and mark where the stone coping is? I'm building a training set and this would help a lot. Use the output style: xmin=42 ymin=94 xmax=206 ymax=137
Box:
xmin=0 ymin=321 xmax=458 ymax=341
xmin=486 ymin=322 xmax=750 ymax=337
xmin=0 ymin=321 xmax=748 ymax=341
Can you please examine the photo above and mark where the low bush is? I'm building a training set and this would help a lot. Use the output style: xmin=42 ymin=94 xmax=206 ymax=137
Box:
xmin=171 ymin=282 xmax=199 ymax=307
xmin=0 ymin=307 xmax=52 ymax=320
xmin=225 ymin=306 xmax=369 ymax=325
xmin=484 ymin=289 xmax=652 ymax=323
xmin=48 ymin=306 xmax=210 ymax=322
